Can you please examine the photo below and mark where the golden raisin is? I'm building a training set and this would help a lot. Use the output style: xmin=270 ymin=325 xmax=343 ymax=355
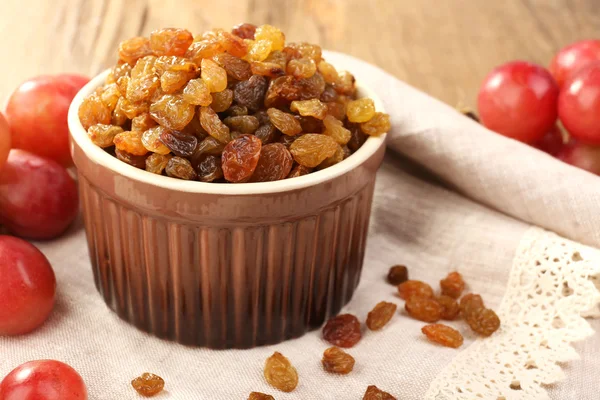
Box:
xmin=440 ymin=271 xmax=465 ymax=299
xmin=318 ymin=60 xmax=339 ymax=84
xmin=210 ymin=89 xmax=234 ymax=112
xmin=201 ymin=59 xmax=228 ymax=93
xmin=248 ymin=392 xmax=274 ymax=400
xmin=437 ymin=295 xmax=460 ymax=321
xmin=466 ymin=307 xmax=501 ymax=337
xmin=405 ymin=296 xmax=442 ymax=322
xmin=232 ymin=23 xmax=257 ymax=40
xmin=131 ymin=372 xmax=165 ymax=397
xmin=317 ymin=145 xmax=345 ymax=169
xmin=361 ymin=112 xmax=390 ymax=136
xmin=141 ymin=126 xmax=171 ymax=155
xmin=287 ymin=164 xmax=312 ymax=178
xmin=290 ymin=99 xmax=327 ymax=120
xmin=422 ymin=324 xmax=464 ymax=348
xmin=245 ymin=40 xmax=272 ymax=62
xmin=255 ymin=24 xmax=285 ymax=51
xmin=182 ymin=78 xmax=212 ymax=106
xmin=267 ymin=108 xmax=302 ymax=136
xmin=149 ymin=94 xmax=195 ymax=131
xmin=387 ymin=265 xmax=409 ymax=285
xmin=322 ymin=347 xmax=355 ymax=374
xmin=79 ymin=94 xmax=111 ymax=130
xmin=131 ymin=113 xmax=157 ymax=132
xmin=363 ymin=385 xmax=396 ymax=400
xmin=366 ymin=301 xmax=397 ymax=331
xmin=87 ymin=124 xmax=123 ymax=148
xmin=127 ymin=56 xmax=159 ymax=102
xmin=264 ymin=352 xmax=298 ymax=393
xmin=199 ymin=106 xmax=231 ymax=143
xmin=323 ymin=115 xmax=351 ymax=145
xmin=150 ymin=28 xmax=193 ymax=57
xmin=397 ymin=280 xmax=434 ymax=300
xmin=322 ymin=314 xmax=361 ymax=348
xmin=119 ymin=37 xmax=153 ymax=65
xmin=145 ymin=153 xmax=172 ymax=175
xmin=347 ymin=98 xmax=376 ymax=123
xmin=114 ymin=130 xmax=148 ymax=156
xmin=166 ymin=156 xmax=197 ymax=180
xmin=289 ymin=134 xmax=338 ymax=168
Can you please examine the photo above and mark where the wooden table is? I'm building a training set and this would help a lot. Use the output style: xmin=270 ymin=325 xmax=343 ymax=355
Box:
xmin=0 ymin=0 xmax=598 ymax=106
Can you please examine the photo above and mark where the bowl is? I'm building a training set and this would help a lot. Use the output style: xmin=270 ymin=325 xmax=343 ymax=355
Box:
xmin=67 ymin=69 xmax=387 ymax=348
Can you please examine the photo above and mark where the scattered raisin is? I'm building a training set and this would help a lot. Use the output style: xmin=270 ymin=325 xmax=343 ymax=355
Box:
xmin=466 ymin=307 xmax=501 ymax=336
xmin=421 ymin=324 xmax=464 ymax=348
xmin=322 ymin=347 xmax=355 ymax=374
xmin=131 ymin=372 xmax=165 ymax=397
xmin=405 ymin=296 xmax=442 ymax=322
xmin=250 ymin=143 xmax=293 ymax=182
xmin=387 ymin=265 xmax=409 ymax=285
xmin=363 ymin=385 xmax=396 ymax=400
xmin=440 ymin=271 xmax=465 ymax=299
xmin=397 ymin=280 xmax=434 ymax=300
xmin=248 ymin=392 xmax=274 ymax=400
xmin=366 ymin=301 xmax=397 ymax=331
xmin=166 ymin=156 xmax=197 ymax=180
xmin=264 ymin=352 xmax=298 ymax=393
xmin=222 ymin=134 xmax=262 ymax=182
xmin=290 ymin=134 xmax=338 ymax=167
xmin=437 ymin=295 xmax=460 ymax=321
xmin=322 ymin=314 xmax=361 ymax=348
xmin=460 ymin=294 xmax=485 ymax=316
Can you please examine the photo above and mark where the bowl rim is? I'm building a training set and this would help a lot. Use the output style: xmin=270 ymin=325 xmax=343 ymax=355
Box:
xmin=68 ymin=68 xmax=387 ymax=195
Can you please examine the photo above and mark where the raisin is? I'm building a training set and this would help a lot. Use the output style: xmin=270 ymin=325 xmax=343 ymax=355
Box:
xmin=110 ymin=62 xmax=133 ymax=83
xmin=210 ymin=89 xmax=234 ymax=112
xmin=366 ymin=301 xmax=397 ymax=331
xmin=248 ymin=392 xmax=274 ymax=400
xmin=265 ymin=50 xmax=288 ymax=69
xmin=254 ymin=123 xmax=278 ymax=144
xmin=114 ymin=130 xmax=148 ymax=156
xmin=397 ymin=280 xmax=434 ymax=300
xmin=100 ymin=84 xmax=121 ymax=111
xmin=440 ymin=271 xmax=465 ymax=299
xmin=405 ymin=296 xmax=443 ymax=323
xmin=459 ymin=294 xmax=485 ymax=316
xmin=87 ymin=124 xmax=123 ymax=148
xmin=150 ymin=28 xmax=193 ymax=57
xmin=361 ymin=112 xmax=390 ymax=136
xmin=317 ymin=145 xmax=344 ymax=169
xmin=234 ymin=75 xmax=268 ymax=111
xmin=287 ymin=57 xmax=317 ymax=79
xmin=200 ymin=59 xmax=228 ymax=93
xmin=387 ymin=265 xmax=409 ymax=285
xmin=422 ymin=324 xmax=464 ymax=348
xmin=263 ymin=352 xmax=298 ymax=393
xmin=222 ymin=134 xmax=262 ymax=182
xmin=160 ymin=70 xmax=193 ymax=93
xmin=322 ymin=347 xmax=355 ymax=375
xmin=334 ymin=71 xmax=356 ymax=95
xmin=213 ymin=53 xmax=252 ymax=81
xmin=199 ymin=106 xmax=231 ymax=143
xmin=251 ymin=61 xmax=285 ymax=78
xmin=290 ymin=99 xmax=327 ymax=120
xmin=223 ymin=115 xmax=260 ymax=134
xmin=320 ymin=85 xmax=338 ymax=103
xmin=79 ymin=94 xmax=111 ymax=130
xmin=296 ymin=116 xmax=324 ymax=133
xmin=141 ymin=126 xmax=171 ymax=155
xmin=182 ymin=78 xmax=212 ymax=106
xmin=118 ymin=96 xmax=150 ymax=119
xmin=323 ymin=115 xmax=351 ymax=145
xmin=132 ymin=113 xmax=158 ymax=132
xmin=149 ymin=94 xmax=195 ymax=131
xmin=363 ymin=385 xmax=396 ymax=400
xmin=289 ymin=134 xmax=338 ymax=168
xmin=192 ymin=155 xmax=223 ymax=182
xmin=119 ymin=37 xmax=153 ymax=65
xmin=318 ymin=61 xmax=339 ymax=84
xmin=186 ymin=40 xmax=224 ymax=64
xmin=115 ymin=148 xmax=147 ymax=169
xmin=347 ymin=122 xmax=368 ymax=152
xmin=322 ymin=314 xmax=361 ymax=348
xmin=145 ymin=153 xmax=172 ymax=175
xmin=193 ymin=136 xmax=226 ymax=158
xmin=159 ymin=129 xmax=198 ymax=157
xmin=250 ymin=143 xmax=293 ymax=182
xmin=255 ymin=24 xmax=285 ymax=51
xmin=154 ymin=55 xmax=197 ymax=74
xmin=466 ymin=307 xmax=501 ymax=336
xmin=127 ymin=56 xmax=159 ymax=102
xmin=285 ymin=42 xmax=322 ymax=63
xmin=287 ymin=164 xmax=312 ymax=178
xmin=245 ymin=40 xmax=272 ymax=62
xmin=131 ymin=372 xmax=165 ymax=397
xmin=254 ymin=110 xmax=270 ymax=125
xmin=166 ymin=156 xmax=197 ymax=180
xmin=232 ymin=23 xmax=257 ymax=40
xmin=216 ymin=31 xmax=248 ymax=58
xmin=437 ymin=295 xmax=460 ymax=321
xmin=112 ymin=105 xmax=128 ymax=126
xmin=267 ymin=108 xmax=302 ymax=136
xmin=347 ymin=98 xmax=376 ymax=123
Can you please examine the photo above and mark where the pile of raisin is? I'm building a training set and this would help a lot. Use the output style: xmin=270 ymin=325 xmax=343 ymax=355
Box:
xmin=79 ymin=24 xmax=390 ymax=182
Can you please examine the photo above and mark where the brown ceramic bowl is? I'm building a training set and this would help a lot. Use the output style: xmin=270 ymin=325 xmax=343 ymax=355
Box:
xmin=67 ymin=69 xmax=387 ymax=349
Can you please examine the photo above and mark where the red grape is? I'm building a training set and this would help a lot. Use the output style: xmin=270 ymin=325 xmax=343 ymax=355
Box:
xmin=532 ymin=125 xmax=564 ymax=156
xmin=478 ymin=61 xmax=559 ymax=143
xmin=0 ymin=360 xmax=87 ymax=400
xmin=5 ymin=74 xmax=89 ymax=167
xmin=557 ymin=140 xmax=600 ymax=175
xmin=0 ymin=112 xmax=10 ymax=173
xmin=0 ymin=150 xmax=79 ymax=239
xmin=558 ymin=63 xmax=600 ymax=144
xmin=0 ymin=236 xmax=55 ymax=335
xmin=550 ymin=40 xmax=600 ymax=88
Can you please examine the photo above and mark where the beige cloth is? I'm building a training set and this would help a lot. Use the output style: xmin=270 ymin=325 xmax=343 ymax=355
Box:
xmin=1 ymin=51 xmax=599 ymax=399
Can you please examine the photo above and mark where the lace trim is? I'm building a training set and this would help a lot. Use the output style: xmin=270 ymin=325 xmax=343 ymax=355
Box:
xmin=425 ymin=227 xmax=600 ymax=400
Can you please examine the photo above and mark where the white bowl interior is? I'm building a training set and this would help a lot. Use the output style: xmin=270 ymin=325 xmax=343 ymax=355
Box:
xmin=68 ymin=69 xmax=387 ymax=195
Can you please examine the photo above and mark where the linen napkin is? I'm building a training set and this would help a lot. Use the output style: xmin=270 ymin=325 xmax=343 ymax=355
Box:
xmin=1 ymin=51 xmax=599 ymax=400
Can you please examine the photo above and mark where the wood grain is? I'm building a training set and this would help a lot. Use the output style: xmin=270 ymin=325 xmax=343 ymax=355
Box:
xmin=0 ymin=0 xmax=598 ymax=106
